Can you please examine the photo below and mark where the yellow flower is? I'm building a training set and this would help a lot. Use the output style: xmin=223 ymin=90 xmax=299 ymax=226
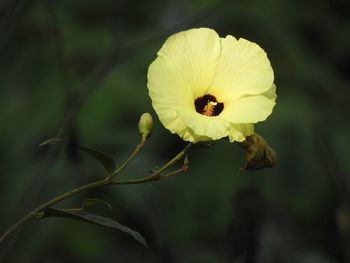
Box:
xmin=147 ymin=28 xmax=276 ymax=143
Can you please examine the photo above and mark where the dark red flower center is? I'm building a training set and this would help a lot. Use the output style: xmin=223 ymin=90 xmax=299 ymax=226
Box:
xmin=194 ymin=94 xmax=224 ymax=117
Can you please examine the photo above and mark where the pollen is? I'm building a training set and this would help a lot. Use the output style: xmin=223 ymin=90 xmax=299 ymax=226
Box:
xmin=203 ymin=101 xmax=218 ymax=116
xmin=195 ymin=94 xmax=224 ymax=117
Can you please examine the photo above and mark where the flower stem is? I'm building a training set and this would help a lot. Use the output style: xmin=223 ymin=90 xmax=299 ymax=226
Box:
xmin=113 ymin=166 xmax=188 ymax=185
xmin=111 ymin=138 xmax=146 ymax=178
xmin=0 ymin=142 xmax=191 ymax=244
xmin=112 ymin=143 xmax=191 ymax=185
xmin=0 ymin=177 xmax=109 ymax=243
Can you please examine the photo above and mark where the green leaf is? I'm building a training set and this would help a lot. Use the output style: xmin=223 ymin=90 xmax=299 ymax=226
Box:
xmin=39 ymin=138 xmax=116 ymax=174
xmin=41 ymin=208 xmax=147 ymax=247
xmin=81 ymin=198 xmax=112 ymax=211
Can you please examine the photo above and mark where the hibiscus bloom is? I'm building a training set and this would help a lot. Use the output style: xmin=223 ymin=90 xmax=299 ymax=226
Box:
xmin=147 ymin=28 xmax=276 ymax=143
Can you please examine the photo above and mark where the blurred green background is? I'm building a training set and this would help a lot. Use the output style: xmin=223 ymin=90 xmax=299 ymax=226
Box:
xmin=1 ymin=0 xmax=350 ymax=262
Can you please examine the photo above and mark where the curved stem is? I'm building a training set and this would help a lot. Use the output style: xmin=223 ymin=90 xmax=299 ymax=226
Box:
xmin=112 ymin=143 xmax=192 ymax=185
xmin=111 ymin=138 xmax=146 ymax=178
xmin=0 ymin=213 xmax=35 ymax=244
xmin=113 ymin=166 xmax=188 ymax=185
xmin=0 ymin=177 xmax=109 ymax=243
xmin=0 ymin=142 xmax=191 ymax=244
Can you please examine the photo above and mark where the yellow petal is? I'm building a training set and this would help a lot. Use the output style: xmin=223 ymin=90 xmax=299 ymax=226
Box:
xmin=177 ymin=109 xmax=231 ymax=141
xmin=148 ymin=58 xmax=193 ymax=110
xmin=147 ymin=28 xmax=221 ymax=110
xmin=228 ymin=124 xmax=254 ymax=142
xmin=207 ymin=36 xmax=274 ymax=101
xmin=151 ymin=104 xmax=197 ymax=142
xmin=221 ymin=84 xmax=277 ymax=123
xmin=147 ymin=28 xmax=276 ymax=143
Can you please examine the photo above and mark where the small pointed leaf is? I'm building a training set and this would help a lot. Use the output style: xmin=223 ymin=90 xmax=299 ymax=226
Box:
xmin=148 ymin=164 xmax=163 ymax=173
xmin=81 ymin=198 xmax=112 ymax=211
xmin=42 ymin=208 xmax=147 ymax=247
xmin=39 ymin=138 xmax=116 ymax=174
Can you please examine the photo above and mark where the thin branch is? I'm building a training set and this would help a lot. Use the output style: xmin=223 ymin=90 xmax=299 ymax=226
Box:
xmin=111 ymin=138 xmax=146 ymax=178
xmin=112 ymin=143 xmax=191 ymax=185
xmin=0 ymin=142 xmax=191 ymax=243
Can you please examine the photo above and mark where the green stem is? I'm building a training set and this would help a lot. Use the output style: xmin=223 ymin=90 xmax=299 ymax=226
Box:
xmin=155 ymin=143 xmax=191 ymax=174
xmin=111 ymin=138 xmax=145 ymax=178
xmin=113 ymin=166 xmax=188 ymax=185
xmin=0 ymin=142 xmax=191 ymax=244
xmin=112 ymin=143 xmax=192 ymax=185
xmin=0 ymin=177 xmax=109 ymax=243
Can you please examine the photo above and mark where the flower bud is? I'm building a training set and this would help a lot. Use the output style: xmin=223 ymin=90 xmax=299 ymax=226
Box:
xmin=238 ymin=133 xmax=276 ymax=171
xmin=138 ymin=113 xmax=153 ymax=140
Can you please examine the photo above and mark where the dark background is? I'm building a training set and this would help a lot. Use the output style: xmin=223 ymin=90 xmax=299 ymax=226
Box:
xmin=1 ymin=0 xmax=350 ymax=262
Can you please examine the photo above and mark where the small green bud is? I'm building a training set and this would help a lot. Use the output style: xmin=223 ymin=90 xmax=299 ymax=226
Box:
xmin=138 ymin=113 xmax=153 ymax=140
xmin=238 ymin=133 xmax=276 ymax=171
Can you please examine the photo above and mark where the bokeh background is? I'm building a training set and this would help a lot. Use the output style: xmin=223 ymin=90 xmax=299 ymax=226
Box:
xmin=1 ymin=0 xmax=350 ymax=262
